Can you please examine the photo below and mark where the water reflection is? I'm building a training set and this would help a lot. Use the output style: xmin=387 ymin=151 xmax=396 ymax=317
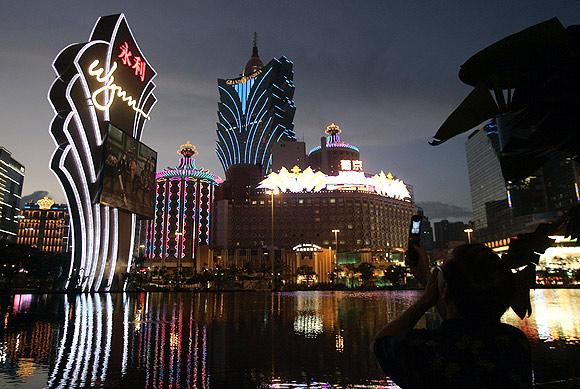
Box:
xmin=0 ymin=290 xmax=578 ymax=388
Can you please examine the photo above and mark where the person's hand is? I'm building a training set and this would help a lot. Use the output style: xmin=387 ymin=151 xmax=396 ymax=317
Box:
xmin=405 ymin=244 xmax=430 ymax=287
xmin=418 ymin=267 xmax=439 ymax=309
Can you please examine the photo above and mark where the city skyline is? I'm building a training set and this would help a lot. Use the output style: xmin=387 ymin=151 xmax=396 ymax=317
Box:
xmin=2 ymin=1 xmax=579 ymax=216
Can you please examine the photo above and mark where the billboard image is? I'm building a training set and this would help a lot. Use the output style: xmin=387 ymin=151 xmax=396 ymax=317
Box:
xmin=101 ymin=125 xmax=157 ymax=218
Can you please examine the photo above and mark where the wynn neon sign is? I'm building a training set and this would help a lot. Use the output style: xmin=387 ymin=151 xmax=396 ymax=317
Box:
xmin=87 ymin=60 xmax=150 ymax=119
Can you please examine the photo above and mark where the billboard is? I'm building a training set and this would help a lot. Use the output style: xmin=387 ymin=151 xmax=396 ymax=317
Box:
xmin=101 ymin=125 xmax=156 ymax=218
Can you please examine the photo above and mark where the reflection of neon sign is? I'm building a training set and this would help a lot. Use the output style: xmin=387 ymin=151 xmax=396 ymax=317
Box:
xmin=87 ymin=60 xmax=150 ymax=119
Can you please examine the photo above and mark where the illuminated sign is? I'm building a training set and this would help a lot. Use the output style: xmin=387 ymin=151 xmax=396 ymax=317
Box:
xmin=224 ymin=69 xmax=262 ymax=85
xmin=48 ymin=14 xmax=157 ymax=292
xmin=340 ymin=159 xmax=363 ymax=172
xmin=258 ymin=167 xmax=411 ymax=200
xmin=87 ymin=60 xmax=150 ymax=119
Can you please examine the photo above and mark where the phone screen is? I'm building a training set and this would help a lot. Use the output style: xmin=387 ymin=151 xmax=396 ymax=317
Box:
xmin=411 ymin=220 xmax=421 ymax=234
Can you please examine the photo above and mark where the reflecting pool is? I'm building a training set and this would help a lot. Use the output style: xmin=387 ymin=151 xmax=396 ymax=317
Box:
xmin=0 ymin=290 xmax=578 ymax=388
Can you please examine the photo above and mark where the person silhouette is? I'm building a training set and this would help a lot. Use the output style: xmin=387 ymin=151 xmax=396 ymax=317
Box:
xmin=373 ymin=244 xmax=532 ymax=388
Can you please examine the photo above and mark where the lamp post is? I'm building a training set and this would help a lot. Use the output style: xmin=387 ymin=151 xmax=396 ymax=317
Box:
xmin=332 ymin=229 xmax=340 ymax=270
xmin=268 ymin=189 xmax=279 ymax=290
xmin=464 ymin=228 xmax=473 ymax=244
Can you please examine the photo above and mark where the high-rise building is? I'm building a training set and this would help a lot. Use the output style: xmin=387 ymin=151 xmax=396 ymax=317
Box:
xmin=215 ymin=37 xmax=296 ymax=176
xmin=465 ymin=123 xmax=506 ymax=231
xmin=466 ymin=121 xmax=580 ymax=245
xmin=434 ymin=220 xmax=467 ymax=249
xmin=146 ymin=143 xmax=222 ymax=271
xmin=0 ymin=147 xmax=25 ymax=242
xmin=16 ymin=196 xmax=70 ymax=253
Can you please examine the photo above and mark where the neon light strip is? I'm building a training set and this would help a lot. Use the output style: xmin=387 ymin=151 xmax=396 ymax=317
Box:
xmin=181 ymin=180 xmax=188 ymax=258
xmin=46 ymin=295 xmax=70 ymax=387
xmin=123 ymin=213 xmax=136 ymax=291
xmin=91 ymin=295 xmax=103 ymax=385
xmin=253 ymin=115 xmax=273 ymax=164
xmin=122 ymin=293 xmax=129 ymax=375
xmin=165 ymin=181 xmax=173 ymax=257
xmin=246 ymin=97 xmax=269 ymax=163
xmin=575 ymin=183 xmax=580 ymax=202
xmin=174 ymin=180 xmax=181 ymax=257
xmin=101 ymin=294 xmax=113 ymax=383
xmin=80 ymin=294 xmax=94 ymax=384
xmin=206 ymin=184 xmax=213 ymax=244
xmin=192 ymin=182 xmax=197 ymax=257
xmin=261 ymin=124 xmax=281 ymax=167
xmin=87 ymin=203 xmax=101 ymax=291
xmin=216 ymin=130 xmax=233 ymax=168
xmin=218 ymin=86 xmax=242 ymax=133
xmin=198 ymin=183 xmax=204 ymax=244
xmin=162 ymin=181 xmax=169 ymax=257
xmin=218 ymin=114 xmax=238 ymax=164
xmin=94 ymin=205 xmax=110 ymax=291
xmin=58 ymin=295 xmax=81 ymax=387
xmin=244 ymin=90 xmax=268 ymax=161
xmin=105 ymin=208 xmax=119 ymax=291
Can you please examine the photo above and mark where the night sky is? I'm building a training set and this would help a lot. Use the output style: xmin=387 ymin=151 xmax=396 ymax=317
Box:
xmin=2 ymin=1 xmax=578 ymax=219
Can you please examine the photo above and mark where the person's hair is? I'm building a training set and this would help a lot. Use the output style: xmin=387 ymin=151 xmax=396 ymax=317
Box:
xmin=441 ymin=244 xmax=515 ymax=321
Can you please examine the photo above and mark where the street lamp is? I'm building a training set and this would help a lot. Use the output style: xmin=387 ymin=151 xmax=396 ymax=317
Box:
xmin=332 ymin=229 xmax=340 ymax=267
xmin=464 ymin=228 xmax=473 ymax=244
xmin=267 ymin=189 xmax=279 ymax=290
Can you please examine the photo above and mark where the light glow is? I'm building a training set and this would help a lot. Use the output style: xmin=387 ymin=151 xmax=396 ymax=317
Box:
xmin=259 ymin=167 xmax=411 ymax=200
xmin=87 ymin=60 xmax=151 ymax=119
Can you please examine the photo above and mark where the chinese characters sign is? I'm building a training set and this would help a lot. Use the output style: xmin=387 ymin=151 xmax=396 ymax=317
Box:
xmin=118 ymin=42 xmax=146 ymax=82
xmin=340 ymin=159 xmax=363 ymax=171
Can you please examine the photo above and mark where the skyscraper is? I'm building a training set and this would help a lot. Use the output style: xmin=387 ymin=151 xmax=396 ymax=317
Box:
xmin=465 ymin=122 xmax=506 ymax=231
xmin=466 ymin=121 xmax=580 ymax=244
xmin=0 ymin=147 xmax=25 ymax=242
xmin=216 ymin=36 xmax=296 ymax=176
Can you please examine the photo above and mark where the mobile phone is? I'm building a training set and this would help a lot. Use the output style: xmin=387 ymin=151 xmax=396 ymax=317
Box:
xmin=407 ymin=215 xmax=423 ymax=265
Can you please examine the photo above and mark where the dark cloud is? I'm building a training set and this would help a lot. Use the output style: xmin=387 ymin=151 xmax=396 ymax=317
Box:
xmin=1 ymin=1 xmax=577 ymax=208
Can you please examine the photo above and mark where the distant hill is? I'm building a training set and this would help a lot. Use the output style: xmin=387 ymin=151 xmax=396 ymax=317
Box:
xmin=417 ymin=201 xmax=472 ymax=222
xmin=19 ymin=190 xmax=49 ymax=207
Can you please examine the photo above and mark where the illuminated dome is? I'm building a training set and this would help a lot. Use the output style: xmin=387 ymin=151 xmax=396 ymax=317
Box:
xmin=178 ymin=141 xmax=198 ymax=158
xmin=324 ymin=123 xmax=342 ymax=136
xmin=309 ymin=123 xmax=360 ymax=155
xmin=157 ymin=142 xmax=222 ymax=183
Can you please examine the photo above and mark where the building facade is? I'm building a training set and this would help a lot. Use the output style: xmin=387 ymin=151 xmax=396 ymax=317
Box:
xmin=214 ymin=188 xmax=415 ymax=253
xmin=16 ymin=196 xmax=69 ymax=253
xmin=213 ymin=123 xmax=416 ymax=259
xmin=465 ymin=122 xmax=506 ymax=231
xmin=434 ymin=220 xmax=467 ymax=249
xmin=308 ymin=123 xmax=361 ymax=175
xmin=466 ymin=121 xmax=580 ymax=245
xmin=0 ymin=147 xmax=25 ymax=242
xmin=146 ymin=143 xmax=222 ymax=270
xmin=215 ymin=39 xmax=296 ymax=176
